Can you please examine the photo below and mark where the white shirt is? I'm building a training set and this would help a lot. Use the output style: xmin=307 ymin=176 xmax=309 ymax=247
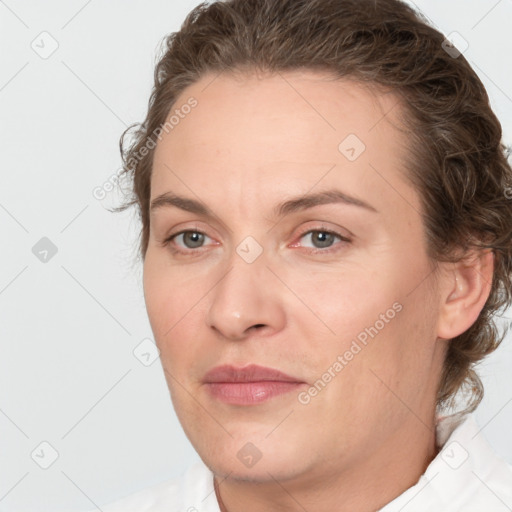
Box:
xmin=90 ymin=413 xmax=512 ymax=511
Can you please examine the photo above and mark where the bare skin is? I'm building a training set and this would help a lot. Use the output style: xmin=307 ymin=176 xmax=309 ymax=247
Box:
xmin=143 ymin=70 xmax=494 ymax=512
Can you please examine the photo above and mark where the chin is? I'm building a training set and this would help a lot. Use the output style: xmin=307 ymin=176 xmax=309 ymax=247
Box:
xmin=207 ymin=455 xmax=304 ymax=483
xmin=194 ymin=432 xmax=311 ymax=483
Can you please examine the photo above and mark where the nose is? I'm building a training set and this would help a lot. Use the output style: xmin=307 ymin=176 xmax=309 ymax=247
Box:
xmin=205 ymin=252 xmax=286 ymax=341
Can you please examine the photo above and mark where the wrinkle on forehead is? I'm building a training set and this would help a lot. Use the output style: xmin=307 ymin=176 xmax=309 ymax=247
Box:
xmin=151 ymin=70 xmax=421 ymax=231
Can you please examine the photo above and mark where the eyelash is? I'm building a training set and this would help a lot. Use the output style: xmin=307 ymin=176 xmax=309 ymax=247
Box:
xmin=162 ymin=227 xmax=351 ymax=257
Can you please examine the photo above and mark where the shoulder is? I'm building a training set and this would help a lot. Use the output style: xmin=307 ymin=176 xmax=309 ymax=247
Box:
xmin=446 ymin=413 xmax=512 ymax=502
xmin=431 ymin=413 xmax=512 ymax=510
xmin=461 ymin=415 xmax=512 ymax=509
xmin=380 ymin=412 xmax=512 ymax=511
xmin=83 ymin=460 xmax=219 ymax=512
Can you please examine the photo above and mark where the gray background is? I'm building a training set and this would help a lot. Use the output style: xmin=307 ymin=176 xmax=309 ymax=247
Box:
xmin=1 ymin=0 xmax=511 ymax=510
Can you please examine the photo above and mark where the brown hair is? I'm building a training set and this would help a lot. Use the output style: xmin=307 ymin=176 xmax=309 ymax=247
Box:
xmin=116 ymin=0 xmax=512 ymax=413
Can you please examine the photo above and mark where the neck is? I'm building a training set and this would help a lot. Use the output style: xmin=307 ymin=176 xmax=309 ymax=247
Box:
xmin=213 ymin=414 xmax=438 ymax=512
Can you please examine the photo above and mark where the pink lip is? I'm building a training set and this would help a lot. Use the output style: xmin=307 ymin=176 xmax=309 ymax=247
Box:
xmin=203 ymin=364 xmax=306 ymax=405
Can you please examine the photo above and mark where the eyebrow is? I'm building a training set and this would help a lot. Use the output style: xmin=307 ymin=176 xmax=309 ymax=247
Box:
xmin=149 ymin=189 xmax=378 ymax=218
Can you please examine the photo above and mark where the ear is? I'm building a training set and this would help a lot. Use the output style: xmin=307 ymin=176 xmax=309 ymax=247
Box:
xmin=437 ymin=249 xmax=494 ymax=340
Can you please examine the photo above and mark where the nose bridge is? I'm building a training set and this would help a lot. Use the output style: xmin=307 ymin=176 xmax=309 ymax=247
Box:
xmin=205 ymin=240 xmax=284 ymax=339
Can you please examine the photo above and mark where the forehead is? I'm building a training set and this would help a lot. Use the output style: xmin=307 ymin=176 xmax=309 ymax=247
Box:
xmin=151 ymin=70 xmax=420 ymax=218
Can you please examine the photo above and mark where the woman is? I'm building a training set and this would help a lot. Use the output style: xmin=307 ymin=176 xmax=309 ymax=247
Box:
xmin=95 ymin=0 xmax=512 ymax=509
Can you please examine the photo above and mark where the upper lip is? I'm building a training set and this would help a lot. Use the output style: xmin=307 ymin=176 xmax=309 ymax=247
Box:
xmin=203 ymin=364 xmax=303 ymax=383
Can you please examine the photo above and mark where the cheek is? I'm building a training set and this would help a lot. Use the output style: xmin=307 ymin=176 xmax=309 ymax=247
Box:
xmin=143 ymin=251 xmax=201 ymax=331
xmin=293 ymin=260 xmax=429 ymax=389
xmin=143 ymin=253 xmax=216 ymax=379
xmin=143 ymin=254 xmax=190 ymax=353
xmin=290 ymin=264 xmax=399 ymax=348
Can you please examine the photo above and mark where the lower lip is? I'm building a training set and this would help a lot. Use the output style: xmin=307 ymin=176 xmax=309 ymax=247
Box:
xmin=205 ymin=381 xmax=305 ymax=405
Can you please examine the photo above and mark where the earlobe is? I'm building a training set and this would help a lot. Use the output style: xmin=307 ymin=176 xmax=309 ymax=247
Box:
xmin=437 ymin=249 xmax=494 ymax=340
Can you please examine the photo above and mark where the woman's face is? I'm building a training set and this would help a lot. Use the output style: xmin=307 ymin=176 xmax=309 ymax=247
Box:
xmin=143 ymin=70 xmax=446 ymax=484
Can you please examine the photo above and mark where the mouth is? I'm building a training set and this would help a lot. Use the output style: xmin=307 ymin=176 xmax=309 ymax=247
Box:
xmin=202 ymin=364 xmax=307 ymax=405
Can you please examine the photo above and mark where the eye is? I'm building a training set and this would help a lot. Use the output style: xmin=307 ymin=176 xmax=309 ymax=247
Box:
xmin=162 ymin=227 xmax=351 ymax=257
xmin=163 ymin=230 xmax=214 ymax=254
xmin=293 ymin=228 xmax=351 ymax=254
